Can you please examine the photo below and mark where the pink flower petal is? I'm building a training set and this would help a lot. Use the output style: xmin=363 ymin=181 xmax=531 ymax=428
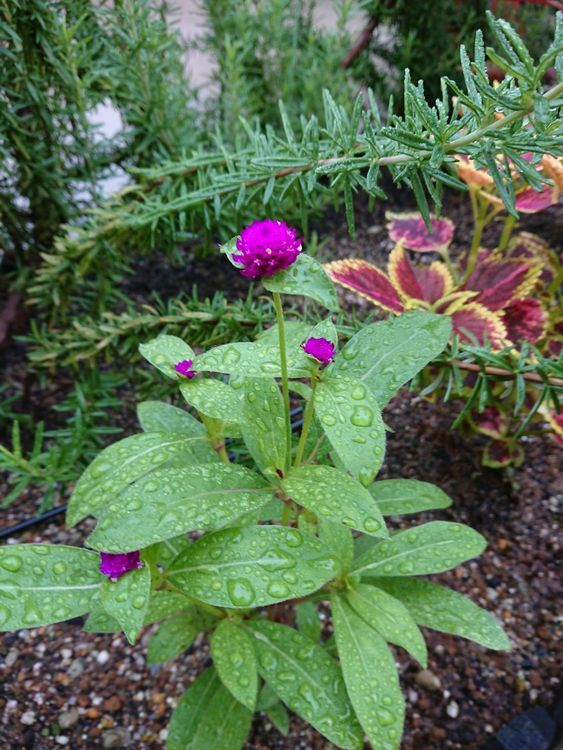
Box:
xmin=515 ymin=186 xmax=558 ymax=214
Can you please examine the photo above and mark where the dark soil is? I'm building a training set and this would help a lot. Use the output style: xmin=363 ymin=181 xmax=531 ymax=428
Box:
xmin=1 ymin=188 xmax=562 ymax=749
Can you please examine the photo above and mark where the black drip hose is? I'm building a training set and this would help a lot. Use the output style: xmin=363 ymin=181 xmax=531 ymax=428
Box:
xmin=0 ymin=407 xmax=305 ymax=540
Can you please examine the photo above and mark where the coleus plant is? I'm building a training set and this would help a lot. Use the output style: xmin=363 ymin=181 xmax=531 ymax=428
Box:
xmin=326 ymin=186 xmax=561 ymax=466
xmin=0 ymin=221 xmax=510 ymax=750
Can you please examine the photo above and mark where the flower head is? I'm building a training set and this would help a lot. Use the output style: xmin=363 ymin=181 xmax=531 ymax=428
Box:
xmin=175 ymin=359 xmax=197 ymax=379
xmin=99 ymin=551 xmax=143 ymax=582
xmin=232 ymin=219 xmax=301 ymax=279
xmin=302 ymin=337 xmax=335 ymax=366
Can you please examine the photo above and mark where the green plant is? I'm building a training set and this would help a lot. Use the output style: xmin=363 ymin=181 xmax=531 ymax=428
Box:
xmin=0 ymin=371 xmax=124 ymax=509
xmin=29 ymin=12 xmax=563 ymax=321
xmin=0 ymin=0 xmax=197 ymax=289
xmin=201 ymin=0 xmax=358 ymax=134
xmin=0 ymin=223 xmax=509 ymax=749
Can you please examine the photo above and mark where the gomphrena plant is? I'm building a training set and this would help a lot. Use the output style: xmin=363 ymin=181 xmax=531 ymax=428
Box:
xmin=1 ymin=222 xmax=509 ymax=749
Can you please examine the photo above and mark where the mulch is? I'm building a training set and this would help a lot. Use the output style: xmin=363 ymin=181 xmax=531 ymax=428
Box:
xmin=1 ymin=186 xmax=561 ymax=749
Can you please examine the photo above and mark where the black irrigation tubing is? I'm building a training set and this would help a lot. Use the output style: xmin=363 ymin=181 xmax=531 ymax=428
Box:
xmin=0 ymin=406 xmax=306 ymax=541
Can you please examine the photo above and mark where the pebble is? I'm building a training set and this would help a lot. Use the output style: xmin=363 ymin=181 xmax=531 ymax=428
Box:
xmin=96 ymin=650 xmax=111 ymax=665
xmin=102 ymin=727 xmax=132 ymax=748
xmin=447 ymin=701 xmax=460 ymax=718
xmin=55 ymin=738 xmax=69 ymax=746
xmin=68 ymin=658 xmax=85 ymax=678
xmin=58 ymin=708 xmax=80 ymax=729
xmin=20 ymin=710 xmax=36 ymax=726
xmin=5 ymin=648 xmax=19 ymax=667
xmin=414 ymin=669 xmax=442 ymax=692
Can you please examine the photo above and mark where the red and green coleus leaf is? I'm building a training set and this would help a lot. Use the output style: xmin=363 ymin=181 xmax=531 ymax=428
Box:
xmin=439 ymin=301 xmax=507 ymax=348
xmin=482 ymin=440 xmax=523 ymax=469
xmin=464 ymin=254 xmax=541 ymax=311
xmin=514 ymin=186 xmax=559 ymax=214
xmin=386 ymin=211 xmax=454 ymax=253
xmin=501 ymin=298 xmax=547 ymax=345
xmin=324 ymin=259 xmax=405 ymax=313
xmin=388 ymin=244 xmax=453 ymax=304
xmin=545 ymin=409 xmax=563 ymax=448
xmin=472 ymin=406 xmax=509 ymax=439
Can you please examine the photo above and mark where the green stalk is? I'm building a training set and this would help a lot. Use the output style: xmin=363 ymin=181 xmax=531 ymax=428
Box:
xmin=273 ymin=291 xmax=292 ymax=474
xmin=497 ymin=214 xmax=516 ymax=252
xmin=200 ymin=414 xmax=230 ymax=464
xmin=294 ymin=375 xmax=318 ymax=467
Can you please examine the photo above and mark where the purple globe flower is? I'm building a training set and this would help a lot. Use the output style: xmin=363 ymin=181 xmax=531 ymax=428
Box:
xmin=175 ymin=360 xmax=197 ymax=379
xmin=302 ymin=337 xmax=335 ymax=366
xmin=99 ymin=551 xmax=143 ymax=582
xmin=232 ymin=219 xmax=302 ymax=279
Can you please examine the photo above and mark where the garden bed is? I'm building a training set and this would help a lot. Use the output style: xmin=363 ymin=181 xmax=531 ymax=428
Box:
xmin=1 ymin=191 xmax=561 ymax=749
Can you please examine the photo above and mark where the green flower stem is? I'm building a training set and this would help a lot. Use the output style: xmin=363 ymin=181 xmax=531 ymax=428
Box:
xmin=163 ymin=582 xmax=225 ymax=619
xmin=273 ymin=291 xmax=292 ymax=473
xmin=294 ymin=374 xmax=319 ymax=468
xmin=280 ymin=501 xmax=293 ymax=526
xmin=498 ymin=214 xmax=516 ymax=251
xmin=200 ymin=414 xmax=230 ymax=464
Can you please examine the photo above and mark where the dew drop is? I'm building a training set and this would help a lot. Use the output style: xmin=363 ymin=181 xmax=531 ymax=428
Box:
xmin=350 ymin=406 xmax=373 ymax=427
xmin=267 ymin=580 xmax=290 ymax=599
xmin=321 ymin=414 xmax=336 ymax=427
xmin=0 ymin=604 xmax=10 ymax=626
xmin=52 ymin=562 xmax=67 ymax=575
xmin=0 ymin=556 xmax=22 ymax=573
xmin=285 ymin=530 xmax=303 ymax=548
xmin=227 ymin=578 xmax=256 ymax=607
xmin=364 ymin=517 xmax=381 ymax=533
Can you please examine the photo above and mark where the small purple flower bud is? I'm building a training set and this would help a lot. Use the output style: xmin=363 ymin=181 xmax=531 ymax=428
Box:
xmin=175 ymin=360 xmax=197 ymax=379
xmin=99 ymin=551 xmax=143 ymax=582
xmin=232 ymin=219 xmax=302 ymax=279
xmin=302 ymin=337 xmax=335 ymax=366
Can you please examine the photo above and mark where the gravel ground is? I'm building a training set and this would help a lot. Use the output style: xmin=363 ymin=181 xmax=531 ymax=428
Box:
xmin=1 ymin=189 xmax=561 ymax=749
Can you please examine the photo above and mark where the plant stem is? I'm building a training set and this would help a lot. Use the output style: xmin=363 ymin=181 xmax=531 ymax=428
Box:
xmin=163 ymin=583 xmax=225 ymax=618
xmin=200 ymin=414 xmax=230 ymax=463
xmin=294 ymin=376 xmax=318 ymax=467
xmin=281 ymin=502 xmax=292 ymax=526
xmin=273 ymin=291 xmax=292 ymax=473
xmin=497 ymin=214 xmax=516 ymax=251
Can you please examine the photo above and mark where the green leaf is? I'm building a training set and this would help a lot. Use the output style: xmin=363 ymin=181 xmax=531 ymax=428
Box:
xmin=257 ymin=321 xmax=310 ymax=346
xmin=241 ymin=377 xmax=286 ymax=478
xmin=267 ymin=701 xmax=290 ymax=736
xmin=263 ymin=254 xmax=339 ymax=310
xmin=283 ymin=465 xmax=388 ymax=537
xmin=189 ymin=676 xmax=253 ymax=750
xmin=99 ymin=563 xmax=151 ymax=644
xmin=211 ymin=620 xmax=258 ymax=709
xmin=248 ymin=619 xmax=363 ymax=749
xmin=83 ymin=607 xmax=120 ymax=634
xmin=167 ymin=526 xmax=338 ymax=608
xmin=256 ymin=681 xmax=279 ymax=710
xmin=147 ymin=613 xmax=200 ymax=664
xmin=68 ymin=432 xmax=217 ymax=526
xmin=87 ymin=465 xmax=275 ymax=552
xmin=352 ymin=521 xmax=487 ymax=578
xmin=331 ymin=313 xmax=451 ymax=406
xmin=180 ymin=378 xmax=243 ymax=422
xmin=137 ymin=400 xmax=205 ymax=436
xmin=346 ymin=584 xmax=427 ymax=667
xmin=332 ymin=594 xmax=404 ymax=750
xmin=369 ymin=479 xmax=452 ymax=516
xmin=144 ymin=590 xmax=190 ymax=625
xmin=195 ymin=340 xmax=311 ymax=379
xmin=0 ymin=545 xmax=103 ymax=630
xmin=314 ymin=377 xmax=386 ymax=486
xmin=318 ymin=518 xmax=354 ymax=575
xmin=139 ymin=334 xmax=195 ymax=379
xmin=149 ymin=536 xmax=192 ymax=571
xmin=376 ymin=578 xmax=510 ymax=650
xmin=295 ymin=601 xmax=322 ymax=643
xmin=166 ymin=668 xmax=252 ymax=750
